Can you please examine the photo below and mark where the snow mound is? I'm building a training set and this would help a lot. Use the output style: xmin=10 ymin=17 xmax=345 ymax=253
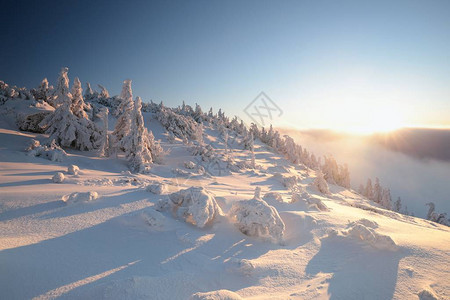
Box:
xmin=418 ymin=288 xmax=438 ymax=300
xmin=190 ymin=289 xmax=243 ymax=300
xmin=229 ymin=193 xmax=285 ymax=242
xmin=291 ymin=193 xmax=328 ymax=211
xmin=27 ymin=139 xmax=67 ymax=162
xmin=349 ymin=218 xmax=378 ymax=229
xmin=68 ymin=164 xmax=80 ymax=175
xmin=162 ymin=187 xmax=224 ymax=228
xmin=62 ymin=191 xmax=99 ymax=204
xmin=52 ymin=172 xmax=65 ymax=183
xmin=146 ymin=183 xmax=168 ymax=194
xmin=343 ymin=222 xmax=398 ymax=251
xmin=184 ymin=161 xmax=196 ymax=169
xmin=263 ymin=191 xmax=284 ymax=203
xmin=138 ymin=208 xmax=166 ymax=229
xmin=272 ymin=173 xmax=298 ymax=189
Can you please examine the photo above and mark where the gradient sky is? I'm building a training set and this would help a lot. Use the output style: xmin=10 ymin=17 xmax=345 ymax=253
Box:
xmin=2 ymin=0 xmax=449 ymax=132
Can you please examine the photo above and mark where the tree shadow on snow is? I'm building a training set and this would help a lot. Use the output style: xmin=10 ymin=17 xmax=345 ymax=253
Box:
xmin=37 ymin=189 xmax=152 ymax=220
xmin=0 ymin=200 xmax=64 ymax=221
xmin=305 ymin=235 xmax=406 ymax=300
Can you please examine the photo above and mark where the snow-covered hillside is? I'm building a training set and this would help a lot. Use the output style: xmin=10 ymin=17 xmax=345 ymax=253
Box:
xmin=0 ymin=75 xmax=449 ymax=300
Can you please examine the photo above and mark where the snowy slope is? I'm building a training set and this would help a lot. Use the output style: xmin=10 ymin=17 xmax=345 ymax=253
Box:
xmin=0 ymin=107 xmax=449 ymax=300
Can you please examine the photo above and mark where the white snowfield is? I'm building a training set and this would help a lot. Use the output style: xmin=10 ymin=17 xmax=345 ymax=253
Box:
xmin=0 ymin=105 xmax=449 ymax=300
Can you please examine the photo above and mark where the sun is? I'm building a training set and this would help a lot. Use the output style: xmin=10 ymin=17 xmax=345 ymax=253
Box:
xmin=324 ymin=100 xmax=406 ymax=135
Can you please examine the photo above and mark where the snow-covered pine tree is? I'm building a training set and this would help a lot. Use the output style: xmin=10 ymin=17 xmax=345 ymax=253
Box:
xmin=124 ymin=96 xmax=164 ymax=172
xmin=113 ymin=79 xmax=134 ymax=150
xmin=31 ymin=78 xmax=51 ymax=104
xmin=313 ymin=170 xmax=330 ymax=194
xmin=364 ymin=178 xmax=374 ymax=200
xmin=98 ymin=107 xmax=109 ymax=157
xmin=394 ymin=197 xmax=402 ymax=212
xmin=380 ymin=188 xmax=392 ymax=210
xmin=52 ymin=67 xmax=71 ymax=108
xmin=98 ymin=84 xmax=109 ymax=99
xmin=84 ymin=83 xmax=98 ymax=101
xmin=39 ymin=69 xmax=100 ymax=150
xmin=71 ymin=78 xmax=88 ymax=119
xmin=373 ymin=178 xmax=382 ymax=203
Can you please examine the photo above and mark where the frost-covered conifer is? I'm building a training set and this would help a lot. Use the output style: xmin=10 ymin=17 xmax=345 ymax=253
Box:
xmin=98 ymin=107 xmax=109 ymax=157
xmin=84 ymin=83 xmax=98 ymax=100
xmin=394 ymin=197 xmax=402 ymax=212
xmin=113 ymin=79 xmax=134 ymax=150
xmin=39 ymin=70 xmax=100 ymax=150
xmin=313 ymin=170 xmax=330 ymax=194
xmin=52 ymin=67 xmax=71 ymax=107
xmin=98 ymin=84 xmax=109 ymax=98
xmin=380 ymin=188 xmax=392 ymax=210
xmin=31 ymin=78 xmax=51 ymax=103
xmin=71 ymin=78 xmax=88 ymax=119
xmin=364 ymin=178 xmax=374 ymax=200
xmin=373 ymin=178 xmax=382 ymax=203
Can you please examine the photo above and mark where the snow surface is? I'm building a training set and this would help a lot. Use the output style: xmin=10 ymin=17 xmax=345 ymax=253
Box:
xmin=0 ymin=106 xmax=449 ymax=300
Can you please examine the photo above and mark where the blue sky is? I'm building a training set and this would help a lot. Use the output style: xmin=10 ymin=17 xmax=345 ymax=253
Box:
xmin=2 ymin=0 xmax=449 ymax=132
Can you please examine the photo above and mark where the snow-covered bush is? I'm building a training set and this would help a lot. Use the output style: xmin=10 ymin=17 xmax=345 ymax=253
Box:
xmin=146 ymin=183 xmax=167 ymax=195
xmin=272 ymin=173 xmax=298 ymax=190
xmin=52 ymin=172 xmax=65 ymax=183
xmin=263 ymin=191 xmax=284 ymax=203
xmin=162 ymin=187 xmax=223 ymax=228
xmin=68 ymin=164 xmax=80 ymax=175
xmin=184 ymin=161 xmax=196 ymax=169
xmin=229 ymin=188 xmax=285 ymax=242
xmin=62 ymin=191 xmax=99 ymax=204
xmin=312 ymin=170 xmax=330 ymax=194
xmin=157 ymin=106 xmax=202 ymax=141
xmin=17 ymin=111 xmax=51 ymax=133
xmin=27 ymin=139 xmax=67 ymax=162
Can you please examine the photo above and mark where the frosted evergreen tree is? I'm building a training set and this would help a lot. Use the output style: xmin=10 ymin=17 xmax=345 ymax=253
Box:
xmin=39 ymin=70 xmax=100 ymax=151
xmin=98 ymin=84 xmax=109 ymax=98
xmin=124 ymin=96 xmax=164 ymax=172
xmin=364 ymin=178 xmax=374 ymax=200
xmin=373 ymin=178 xmax=382 ymax=203
xmin=31 ymin=78 xmax=51 ymax=103
xmin=71 ymin=78 xmax=88 ymax=119
xmin=84 ymin=83 xmax=97 ymax=100
xmin=113 ymin=79 xmax=134 ymax=150
xmin=313 ymin=170 xmax=330 ymax=194
xmin=98 ymin=107 xmax=110 ymax=157
xmin=54 ymin=67 xmax=71 ymax=107
xmin=394 ymin=197 xmax=402 ymax=212
xmin=250 ymin=132 xmax=256 ymax=169
xmin=380 ymin=188 xmax=392 ymax=210
xmin=426 ymin=202 xmax=435 ymax=220
xmin=358 ymin=184 xmax=365 ymax=195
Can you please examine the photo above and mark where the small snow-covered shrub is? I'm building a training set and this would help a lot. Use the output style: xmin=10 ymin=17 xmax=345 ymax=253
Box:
xmin=229 ymin=190 xmax=285 ymax=242
xmin=139 ymin=208 xmax=166 ymax=229
xmin=27 ymin=139 xmax=67 ymax=162
xmin=18 ymin=111 xmax=51 ymax=133
xmin=68 ymin=164 xmax=80 ymax=175
xmin=184 ymin=161 xmax=196 ymax=169
xmin=52 ymin=172 xmax=65 ymax=183
xmin=62 ymin=191 xmax=99 ymax=204
xmin=272 ymin=173 xmax=298 ymax=189
xmin=263 ymin=191 xmax=284 ymax=203
xmin=312 ymin=170 xmax=330 ymax=194
xmin=342 ymin=222 xmax=397 ymax=251
xmin=190 ymin=290 xmax=243 ymax=300
xmin=162 ymin=187 xmax=223 ymax=228
xmin=146 ymin=183 xmax=167 ymax=195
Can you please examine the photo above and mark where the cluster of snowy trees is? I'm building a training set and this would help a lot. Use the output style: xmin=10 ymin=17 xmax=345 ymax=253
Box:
xmin=0 ymin=80 xmax=34 ymax=104
xmin=11 ymin=68 xmax=164 ymax=173
xmin=426 ymin=202 xmax=450 ymax=226
xmin=358 ymin=178 xmax=396 ymax=211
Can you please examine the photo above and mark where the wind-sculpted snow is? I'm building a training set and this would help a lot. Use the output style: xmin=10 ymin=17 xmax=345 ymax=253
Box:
xmin=190 ymin=289 xmax=243 ymax=300
xmin=161 ymin=187 xmax=224 ymax=228
xmin=263 ymin=191 xmax=284 ymax=203
xmin=335 ymin=219 xmax=398 ymax=251
xmin=62 ymin=191 xmax=99 ymax=204
xmin=291 ymin=192 xmax=329 ymax=211
xmin=272 ymin=172 xmax=299 ymax=189
xmin=229 ymin=193 xmax=285 ymax=242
